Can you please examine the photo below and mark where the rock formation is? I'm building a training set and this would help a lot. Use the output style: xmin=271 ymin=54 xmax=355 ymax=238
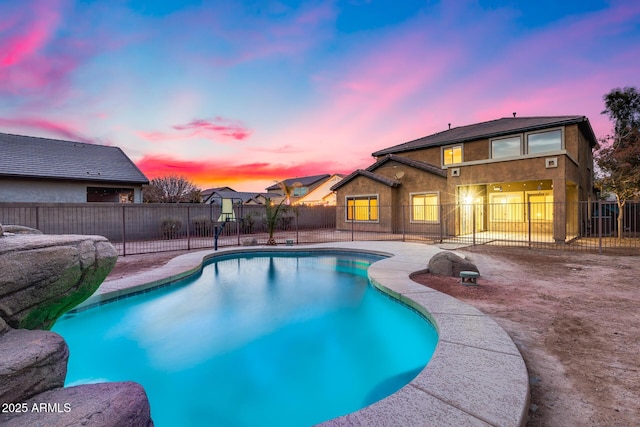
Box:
xmin=0 ymin=225 xmax=153 ymax=426
xmin=428 ymin=251 xmax=479 ymax=276
xmin=0 ymin=234 xmax=117 ymax=330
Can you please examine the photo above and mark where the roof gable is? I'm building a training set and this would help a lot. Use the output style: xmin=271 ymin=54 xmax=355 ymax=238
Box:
xmin=372 ymin=116 xmax=596 ymax=156
xmin=0 ymin=133 xmax=149 ymax=184
xmin=367 ymin=155 xmax=447 ymax=178
xmin=330 ymin=170 xmax=400 ymax=191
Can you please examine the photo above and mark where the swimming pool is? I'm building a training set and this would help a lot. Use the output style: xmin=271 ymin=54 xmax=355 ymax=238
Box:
xmin=53 ymin=252 xmax=438 ymax=427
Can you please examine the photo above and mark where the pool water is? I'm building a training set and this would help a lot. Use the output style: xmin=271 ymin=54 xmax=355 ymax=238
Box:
xmin=53 ymin=253 xmax=438 ymax=427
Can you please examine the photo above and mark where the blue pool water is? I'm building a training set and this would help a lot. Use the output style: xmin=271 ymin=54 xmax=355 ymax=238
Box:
xmin=53 ymin=252 xmax=438 ymax=427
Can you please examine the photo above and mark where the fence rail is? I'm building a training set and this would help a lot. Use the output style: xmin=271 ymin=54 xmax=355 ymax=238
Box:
xmin=1 ymin=201 xmax=639 ymax=256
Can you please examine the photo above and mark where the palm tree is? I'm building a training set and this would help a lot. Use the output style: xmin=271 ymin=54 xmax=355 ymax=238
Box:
xmin=264 ymin=181 xmax=299 ymax=245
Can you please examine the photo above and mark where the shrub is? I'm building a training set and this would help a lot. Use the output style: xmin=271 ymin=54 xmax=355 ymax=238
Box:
xmin=193 ymin=217 xmax=215 ymax=237
xmin=241 ymin=213 xmax=255 ymax=234
xmin=160 ymin=218 xmax=182 ymax=239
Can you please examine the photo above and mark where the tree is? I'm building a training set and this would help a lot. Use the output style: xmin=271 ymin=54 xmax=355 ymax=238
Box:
xmin=595 ymin=87 xmax=640 ymax=239
xmin=142 ymin=176 xmax=202 ymax=203
xmin=263 ymin=181 xmax=297 ymax=245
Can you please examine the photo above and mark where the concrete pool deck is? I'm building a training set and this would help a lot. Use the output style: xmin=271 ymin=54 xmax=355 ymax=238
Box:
xmin=77 ymin=241 xmax=529 ymax=427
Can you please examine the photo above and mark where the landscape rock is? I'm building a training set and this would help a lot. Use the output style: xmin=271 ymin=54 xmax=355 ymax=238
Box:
xmin=2 ymin=225 xmax=43 ymax=235
xmin=428 ymin=251 xmax=479 ymax=277
xmin=241 ymin=237 xmax=258 ymax=246
xmin=0 ymin=234 xmax=117 ymax=330
xmin=0 ymin=316 xmax=8 ymax=335
xmin=0 ymin=382 xmax=154 ymax=427
xmin=0 ymin=328 xmax=68 ymax=404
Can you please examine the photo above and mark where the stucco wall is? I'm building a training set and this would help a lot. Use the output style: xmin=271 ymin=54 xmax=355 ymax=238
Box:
xmin=0 ymin=179 xmax=143 ymax=203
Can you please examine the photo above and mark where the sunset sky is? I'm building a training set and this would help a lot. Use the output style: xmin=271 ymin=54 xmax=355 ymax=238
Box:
xmin=1 ymin=0 xmax=639 ymax=191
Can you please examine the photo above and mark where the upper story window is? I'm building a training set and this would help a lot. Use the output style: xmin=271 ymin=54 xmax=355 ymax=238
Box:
xmin=443 ymin=145 xmax=462 ymax=165
xmin=527 ymin=129 xmax=562 ymax=154
xmin=491 ymin=136 xmax=521 ymax=158
xmin=293 ymin=187 xmax=308 ymax=196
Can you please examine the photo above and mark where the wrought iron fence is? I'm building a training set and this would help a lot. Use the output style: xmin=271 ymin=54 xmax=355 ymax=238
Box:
xmin=1 ymin=201 xmax=638 ymax=256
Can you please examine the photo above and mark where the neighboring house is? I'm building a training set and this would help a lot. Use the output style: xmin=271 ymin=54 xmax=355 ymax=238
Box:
xmin=266 ymin=174 xmax=340 ymax=205
xmin=331 ymin=116 xmax=597 ymax=243
xmin=0 ymin=133 xmax=149 ymax=203
xmin=294 ymin=174 xmax=344 ymax=205
xmin=203 ymin=189 xmax=280 ymax=205
xmin=203 ymin=190 xmax=280 ymax=205
xmin=201 ymin=186 xmax=235 ymax=202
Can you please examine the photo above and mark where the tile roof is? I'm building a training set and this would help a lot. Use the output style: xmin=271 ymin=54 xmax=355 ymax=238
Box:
xmin=0 ymin=133 xmax=149 ymax=184
xmin=368 ymin=154 xmax=447 ymax=178
xmin=330 ymin=169 xmax=400 ymax=191
xmin=266 ymin=173 xmax=331 ymax=190
xmin=372 ymin=116 xmax=596 ymax=156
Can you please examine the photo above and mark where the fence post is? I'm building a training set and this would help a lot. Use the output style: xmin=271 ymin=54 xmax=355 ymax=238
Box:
xmin=35 ymin=205 xmax=40 ymax=231
xmin=598 ymin=200 xmax=603 ymax=255
xmin=439 ymin=204 xmax=444 ymax=243
xmin=351 ymin=206 xmax=354 ymax=241
xmin=121 ymin=205 xmax=126 ymax=257
xmin=527 ymin=201 xmax=532 ymax=249
xmin=472 ymin=203 xmax=476 ymax=246
xmin=187 ymin=206 xmax=191 ymax=251
xmin=295 ymin=209 xmax=299 ymax=244
xmin=402 ymin=205 xmax=406 ymax=242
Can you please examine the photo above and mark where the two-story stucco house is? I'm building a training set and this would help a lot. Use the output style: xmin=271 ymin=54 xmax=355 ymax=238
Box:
xmin=332 ymin=116 xmax=598 ymax=243
xmin=0 ymin=133 xmax=149 ymax=203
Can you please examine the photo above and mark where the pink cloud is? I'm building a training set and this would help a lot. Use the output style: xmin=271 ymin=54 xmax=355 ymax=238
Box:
xmin=248 ymin=144 xmax=307 ymax=154
xmin=173 ymin=118 xmax=252 ymax=140
xmin=139 ymin=117 xmax=252 ymax=143
xmin=0 ymin=116 xmax=92 ymax=143
xmin=0 ymin=1 xmax=66 ymax=93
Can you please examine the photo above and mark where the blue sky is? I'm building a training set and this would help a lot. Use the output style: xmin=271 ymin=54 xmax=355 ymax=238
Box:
xmin=1 ymin=0 xmax=638 ymax=190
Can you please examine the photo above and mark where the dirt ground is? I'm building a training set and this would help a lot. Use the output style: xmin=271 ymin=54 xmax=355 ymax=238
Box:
xmin=106 ymin=246 xmax=640 ymax=427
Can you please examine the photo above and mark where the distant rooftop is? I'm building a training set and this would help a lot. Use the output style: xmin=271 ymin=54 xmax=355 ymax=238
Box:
xmin=0 ymin=133 xmax=149 ymax=184
xmin=265 ymin=173 xmax=331 ymax=190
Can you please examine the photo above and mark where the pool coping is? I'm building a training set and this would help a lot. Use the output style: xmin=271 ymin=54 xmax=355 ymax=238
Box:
xmin=76 ymin=241 xmax=529 ymax=427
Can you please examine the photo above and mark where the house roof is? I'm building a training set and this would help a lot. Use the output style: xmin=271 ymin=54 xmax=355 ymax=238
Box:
xmin=206 ymin=190 xmax=281 ymax=204
xmin=206 ymin=191 xmax=262 ymax=204
xmin=331 ymin=169 xmax=400 ymax=191
xmin=368 ymin=154 xmax=447 ymax=178
xmin=372 ymin=116 xmax=598 ymax=156
xmin=266 ymin=173 xmax=331 ymax=190
xmin=202 ymin=187 xmax=235 ymax=197
xmin=0 ymin=133 xmax=149 ymax=184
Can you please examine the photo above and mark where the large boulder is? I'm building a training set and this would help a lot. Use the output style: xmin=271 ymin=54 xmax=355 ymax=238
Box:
xmin=0 ymin=382 xmax=154 ymax=427
xmin=2 ymin=225 xmax=43 ymax=235
xmin=0 ymin=328 xmax=68 ymax=404
xmin=428 ymin=251 xmax=479 ymax=276
xmin=0 ymin=234 xmax=117 ymax=330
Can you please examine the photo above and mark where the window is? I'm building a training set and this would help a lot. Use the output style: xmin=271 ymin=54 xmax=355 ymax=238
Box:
xmin=293 ymin=187 xmax=308 ymax=196
xmin=87 ymin=187 xmax=133 ymax=203
xmin=527 ymin=129 xmax=562 ymax=154
xmin=443 ymin=145 xmax=462 ymax=165
xmin=489 ymin=192 xmax=523 ymax=222
xmin=346 ymin=195 xmax=378 ymax=221
xmin=411 ymin=193 xmax=439 ymax=222
xmin=528 ymin=192 xmax=554 ymax=221
xmin=491 ymin=136 xmax=521 ymax=158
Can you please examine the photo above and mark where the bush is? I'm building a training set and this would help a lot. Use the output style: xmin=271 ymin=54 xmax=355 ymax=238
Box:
xmin=193 ymin=217 xmax=215 ymax=237
xmin=160 ymin=218 xmax=182 ymax=239
xmin=241 ymin=214 xmax=255 ymax=234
